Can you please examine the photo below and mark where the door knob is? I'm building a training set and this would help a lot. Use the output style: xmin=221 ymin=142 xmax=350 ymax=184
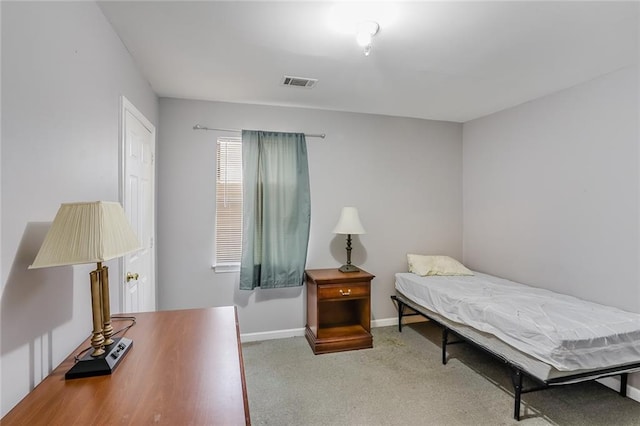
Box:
xmin=126 ymin=272 xmax=139 ymax=282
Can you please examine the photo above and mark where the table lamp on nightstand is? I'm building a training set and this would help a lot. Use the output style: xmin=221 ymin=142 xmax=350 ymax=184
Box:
xmin=333 ymin=206 xmax=366 ymax=273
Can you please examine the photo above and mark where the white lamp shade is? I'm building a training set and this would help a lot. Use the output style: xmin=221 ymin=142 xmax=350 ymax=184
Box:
xmin=332 ymin=207 xmax=366 ymax=235
xmin=29 ymin=201 xmax=141 ymax=268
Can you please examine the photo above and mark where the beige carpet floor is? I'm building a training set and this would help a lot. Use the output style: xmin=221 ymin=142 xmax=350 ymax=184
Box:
xmin=242 ymin=321 xmax=640 ymax=426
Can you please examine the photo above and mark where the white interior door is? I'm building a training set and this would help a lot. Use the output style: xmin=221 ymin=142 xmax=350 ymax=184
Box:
xmin=121 ymin=96 xmax=156 ymax=313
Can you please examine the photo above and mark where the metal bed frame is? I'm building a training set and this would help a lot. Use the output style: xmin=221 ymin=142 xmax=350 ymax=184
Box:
xmin=391 ymin=292 xmax=640 ymax=421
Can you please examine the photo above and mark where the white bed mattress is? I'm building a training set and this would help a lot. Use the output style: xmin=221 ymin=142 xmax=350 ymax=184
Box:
xmin=395 ymin=272 xmax=640 ymax=372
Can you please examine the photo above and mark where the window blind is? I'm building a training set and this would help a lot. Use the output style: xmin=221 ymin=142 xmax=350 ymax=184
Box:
xmin=215 ymin=137 xmax=242 ymax=265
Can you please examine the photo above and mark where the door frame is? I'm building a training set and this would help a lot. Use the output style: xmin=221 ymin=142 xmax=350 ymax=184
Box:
xmin=119 ymin=95 xmax=157 ymax=312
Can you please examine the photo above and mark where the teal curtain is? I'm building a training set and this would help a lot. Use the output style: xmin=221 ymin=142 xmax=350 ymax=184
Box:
xmin=239 ymin=130 xmax=311 ymax=290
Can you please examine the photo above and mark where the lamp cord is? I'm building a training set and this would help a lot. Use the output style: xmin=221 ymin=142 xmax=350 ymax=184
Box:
xmin=73 ymin=315 xmax=137 ymax=362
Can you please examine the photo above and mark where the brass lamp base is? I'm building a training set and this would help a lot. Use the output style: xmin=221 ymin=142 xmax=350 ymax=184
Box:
xmin=339 ymin=264 xmax=360 ymax=273
xmin=65 ymin=337 xmax=133 ymax=380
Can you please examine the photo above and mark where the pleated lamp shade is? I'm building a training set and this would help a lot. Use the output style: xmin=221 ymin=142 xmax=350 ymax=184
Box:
xmin=30 ymin=201 xmax=141 ymax=268
xmin=332 ymin=207 xmax=366 ymax=235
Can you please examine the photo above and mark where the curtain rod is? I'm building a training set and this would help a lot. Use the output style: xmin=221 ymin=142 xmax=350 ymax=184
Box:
xmin=193 ymin=124 xmax=325 ymax=139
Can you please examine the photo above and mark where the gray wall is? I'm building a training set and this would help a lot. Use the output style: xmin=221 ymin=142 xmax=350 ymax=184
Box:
xmin=463 ymin=65 xmax=639 ymax=388
xmin=157 ymin=98 xmax=463 ymax=334
xmin=0 ymin=2 xmax=158 ymax=415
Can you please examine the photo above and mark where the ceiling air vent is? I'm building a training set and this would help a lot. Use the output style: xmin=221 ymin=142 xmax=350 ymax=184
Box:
xmin=281 ymin=75 xmax=318 ymax=88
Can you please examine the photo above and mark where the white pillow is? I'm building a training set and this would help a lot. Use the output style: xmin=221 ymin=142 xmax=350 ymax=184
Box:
xmin=407 ymin=254 xmax=473 ymax=277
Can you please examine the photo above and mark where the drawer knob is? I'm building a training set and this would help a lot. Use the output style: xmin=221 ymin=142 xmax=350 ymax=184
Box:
xmin=339 ymin=289 xmax=351 ymax=296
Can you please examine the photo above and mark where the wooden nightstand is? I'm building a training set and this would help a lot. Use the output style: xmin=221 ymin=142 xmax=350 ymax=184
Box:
xmin=305 ymin=268 xmax=374 ymax=354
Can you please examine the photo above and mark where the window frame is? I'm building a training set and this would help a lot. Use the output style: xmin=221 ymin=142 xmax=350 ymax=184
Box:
xmin=213 ymin=136 xmax=243 ymax=273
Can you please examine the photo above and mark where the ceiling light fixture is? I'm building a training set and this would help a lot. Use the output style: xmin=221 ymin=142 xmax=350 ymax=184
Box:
xmin=356 ymin=21 xmax=379 ymax=56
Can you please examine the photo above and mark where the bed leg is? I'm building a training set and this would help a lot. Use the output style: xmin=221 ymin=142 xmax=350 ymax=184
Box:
xmin=620 ymin=373 xmax=628 ymax=397
xmin=397 ymin=300 xmax=405 ymax=332
xmin=512 ymin=369 xmax=523 ymax=421
xmin=442 ymin=328 xmax=448 ymax=365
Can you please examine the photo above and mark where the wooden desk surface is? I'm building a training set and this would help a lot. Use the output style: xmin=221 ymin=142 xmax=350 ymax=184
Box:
xmin=2 ymin=307 xmax=250 ymax=425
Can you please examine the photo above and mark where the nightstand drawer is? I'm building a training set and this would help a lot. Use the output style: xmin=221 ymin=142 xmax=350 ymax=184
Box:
xmin=318 ymin=283 xmax=369 ymax=299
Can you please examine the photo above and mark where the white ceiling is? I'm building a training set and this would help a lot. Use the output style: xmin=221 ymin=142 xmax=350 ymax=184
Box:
xmin=98 ymin=1 xmax=639 ymax=123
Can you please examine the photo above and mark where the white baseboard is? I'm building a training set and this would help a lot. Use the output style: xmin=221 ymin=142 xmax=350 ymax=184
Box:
xmin=597 ymin=376 xmax=640 ymax=403
xmin=371 ymin=317 xmax=397 ymax=328
xmin=240 ymin=327 xmax=305 ymax=343
xmin=371 ymin=316 xmax=427 ymax=328
xmin=240 ymin=316 xmax=424 ymax=343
